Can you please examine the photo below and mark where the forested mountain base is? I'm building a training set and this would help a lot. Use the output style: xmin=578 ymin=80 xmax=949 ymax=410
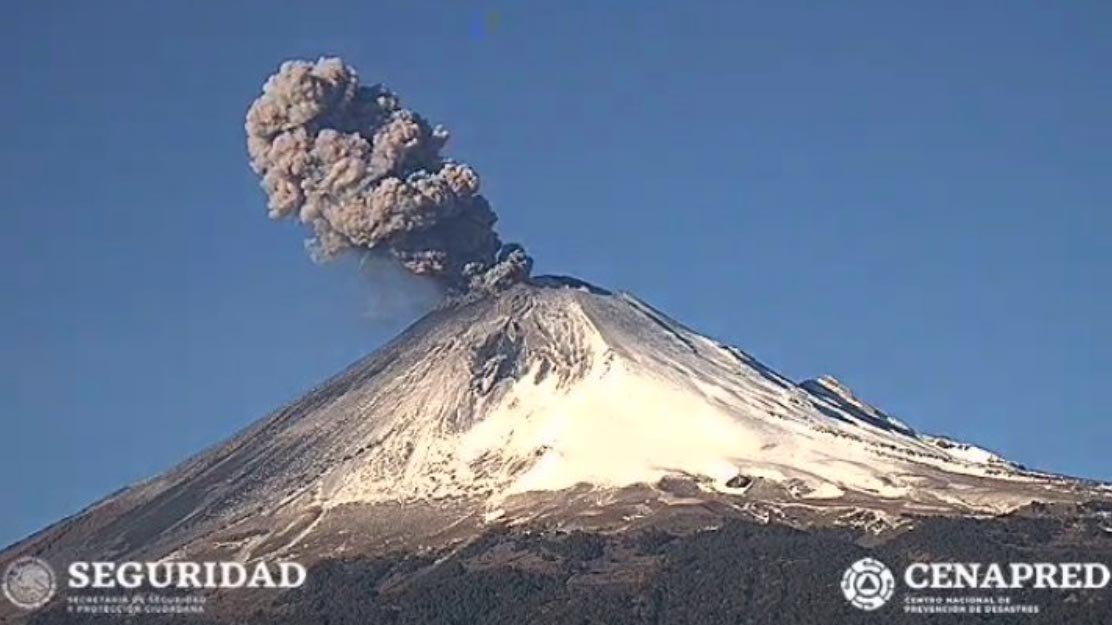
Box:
xmin=27 ymin=503 xmax=1112 ymax=625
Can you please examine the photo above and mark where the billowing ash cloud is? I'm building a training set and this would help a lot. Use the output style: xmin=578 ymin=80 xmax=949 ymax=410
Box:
xmin=245 ymin=57 xmax=531 ymax=292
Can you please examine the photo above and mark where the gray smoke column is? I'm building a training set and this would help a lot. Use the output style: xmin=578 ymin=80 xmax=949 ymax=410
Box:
xmin=245 ymin=57 xmax=531 ymax=292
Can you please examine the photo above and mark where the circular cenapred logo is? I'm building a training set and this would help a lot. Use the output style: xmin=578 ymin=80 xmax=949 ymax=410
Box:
xmin=841 ymin=557 xmax=895 ymax=611
xmin=3 ymin=557 xmax=56 ymax=610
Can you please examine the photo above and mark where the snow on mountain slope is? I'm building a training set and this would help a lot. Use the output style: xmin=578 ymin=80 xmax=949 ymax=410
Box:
xmin=2 ymin=277 xmax=1100 ymax=566
xmin=263 ymin=275 xmax=1057 ymax=512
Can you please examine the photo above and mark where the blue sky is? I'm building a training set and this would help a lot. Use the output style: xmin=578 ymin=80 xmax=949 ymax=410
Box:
xmin=1 ymin=2 xmax=1109 ymax=547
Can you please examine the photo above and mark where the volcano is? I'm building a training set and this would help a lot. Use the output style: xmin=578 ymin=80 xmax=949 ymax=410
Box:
xmin=4 ymin=277 xmax=1102 ymax=559
xmin=3 ymin=277 xmax=1110 ymax=624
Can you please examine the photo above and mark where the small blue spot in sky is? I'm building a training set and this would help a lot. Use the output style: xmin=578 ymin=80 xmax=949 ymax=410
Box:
xmin=473 ymin=10 xmax=501 ymax=40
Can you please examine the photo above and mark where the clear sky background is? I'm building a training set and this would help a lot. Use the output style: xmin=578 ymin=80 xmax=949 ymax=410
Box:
xmin=1 ymin=2 xmax=1109 ymax=547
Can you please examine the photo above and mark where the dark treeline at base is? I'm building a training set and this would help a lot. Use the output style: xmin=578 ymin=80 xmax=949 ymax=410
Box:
xmin=29 ymin=503 xmax=1112 ymax=625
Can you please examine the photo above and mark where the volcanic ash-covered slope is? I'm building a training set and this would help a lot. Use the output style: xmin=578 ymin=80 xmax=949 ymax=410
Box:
xmin=4 ymin=277 xmax=1100 ymax=567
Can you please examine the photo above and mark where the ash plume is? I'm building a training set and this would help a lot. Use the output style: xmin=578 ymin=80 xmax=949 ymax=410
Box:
xmin=246 ymin=57 xmax=531 ymax=292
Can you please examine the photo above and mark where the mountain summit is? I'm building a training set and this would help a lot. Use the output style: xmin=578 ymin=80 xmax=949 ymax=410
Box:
xmin=2 ymin=278 xmax=1103 ymax=572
